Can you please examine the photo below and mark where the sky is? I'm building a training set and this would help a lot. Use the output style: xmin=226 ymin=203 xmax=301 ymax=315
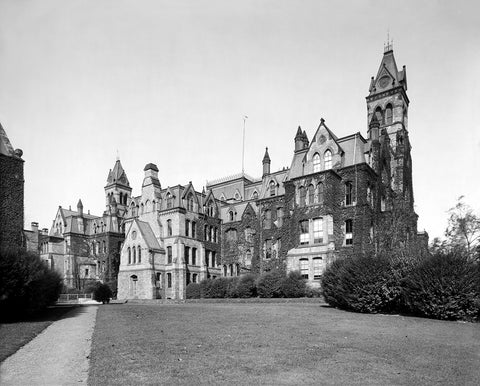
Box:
xmin=0 ymin=0 xmax=479 ymax=241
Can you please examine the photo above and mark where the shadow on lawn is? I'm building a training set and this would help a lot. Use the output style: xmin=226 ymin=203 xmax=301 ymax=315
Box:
xmin=0 ymin=304 xmax=85 ymax=324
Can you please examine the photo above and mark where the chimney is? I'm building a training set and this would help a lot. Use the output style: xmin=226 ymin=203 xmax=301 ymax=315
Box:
xmin=31 ymin=222 xmax=39 ymax=233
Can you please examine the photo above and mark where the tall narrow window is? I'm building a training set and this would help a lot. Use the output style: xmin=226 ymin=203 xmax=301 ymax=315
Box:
xmin=205 ymin=250 xmax=210 ymax=267
xmin=367 ymin=184 xmax=372 ymax=207
xmin=299 ymin=186 xmax=306 ymax=207
xmin=137 ymin=246 xmax=141 ymax=263
xmin=264 ymin=210 xmax=272 ymax=229
xmin=313 ymin=257 xmax=323 ymax=280
xmin=375 ymin=106 xmax=383 ymax=124
xmin=167 ymin=219 xmax=172 ymax=236
xmin=229 ymin=211 xmax=234 ymax=221
xmin=204 ymin=225 xmax=208 ymax=241
xmin=381 ymin=195 xmax=386 ymax=212
xmin=210 ymin=226 xmax=214 ymax=242
xmin=192 ymin=248 xmax=197 ymax=265
xmin=345 ymin=182 xmax=353 ymax=206
xmin=103 ymin=241 xmax=106 ymax=253
xmin=192 ymin=221 xmax=196 ymax=238
xmin=265 ymin=239 xmax=272 ymax=259
xmin=245 ymin=227 xmax=253 ymax=242
xmin=385 ymin=104 xmax=393 ymax=125
xmin=269 ymin=181 xmax=276 ymax=196
xmin=133 ymin=246 xmax=136 ymax=264
xmin=212 ymin=251 xmax=216 ymax=267
xmin=187 ymin=193 xmax=194 ymax=211
xmin=299 ymin=220 xmax=309 ymax=245
xmin=313 ymin=153 xmax=321 ymax=172
xmin=245 ymin=249 xmax=252 ymax=268
xmin=324 ymin=150 xmax=332 ymax=170
xmin=317 ymin=183 xmax=324 ymax=204
xmin=167 ymin=273 xmax=172 ymax=288
xmin=185 ymin=220 xmax=190 ymax=237
xmin=184 ymin=246 xmax=190 ymax=265
xmin=313 ymin=218 xmax=323 ymax=244
xmin=214 ymin=227 xmax=218 ymax=243
xmin=345 ymin=219 xmax=353 ymax=245
xmin=128 ymin=247 xmax=131 ymax=264
xmin=308 ymin=184 xmax=315 ymax=205
xmin=166 ymin=193 xmax=173 ymax=209
xmin=167 ymin=246 xmax=172 ymax=264
xmin=300 ymin=259 xmax=309 ymax=279
xmin=277 ymin=208 xmax=283 ymax=227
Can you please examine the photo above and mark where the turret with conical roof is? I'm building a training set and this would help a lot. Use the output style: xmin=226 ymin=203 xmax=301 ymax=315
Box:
xmin=262 ymin=147 xmax=271 ymax=176
xmin=104 ymin=159 xmax=132 ymax=215
xmin=294 ymin=126 xmax=307 ymax=152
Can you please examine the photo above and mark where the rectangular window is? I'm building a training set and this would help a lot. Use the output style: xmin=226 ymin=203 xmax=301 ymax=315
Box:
xmin=192 ymin=221 xmax=196 ymax=238
xmin=192 ymin=273 xmax=197 ymax=283
xmin=299 ymin=220 xmax=309 ymax=245
xmin=345 ymin=182 xmax=353 ymax=206
xmin=192 ymin=248 xmax=197 ymax=266
xmin=277 ymin=208 xmax=283 ymax=227
xmin=185 ymin=220 xmax=190 ymax=237
xmin=345 ymin=219 xmax=353 ymax=245
xmin=300 ymin=259 xmax=309 ymax=279
xmin=167 ymin=246 xmax=172 ymax=264
xmin=85 ymin=268 xmax=89 ymax=277
xmin=212 ymin=251 xmax=216 ymax=267
xmin=167 ymin=219 xmax=172 ymax=236
xmin=313 ymin=257 xmax=322 ymax=280
xmin=204 ymin=225 xmax=208 ymax=241
xmin=313 ymin=218 xmax=323 ymax=244
xmin=184 ymin=246 xmax=190 ymax=265
xmin=264 ymin=210 xmax=272 ymax=229
xmin=167 ymin=273 xmax=172 ymax=288
xmin=205 ymin=250 xmax=210 ymax=267
xmin=265 ymin=239 xmax=272 ymax=259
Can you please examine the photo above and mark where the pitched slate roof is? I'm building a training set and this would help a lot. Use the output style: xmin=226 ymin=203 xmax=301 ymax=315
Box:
xmin=106 ymin=159 xmax=130 ymax=187
xmin=136 ymin=220 xmax=163 ymax=251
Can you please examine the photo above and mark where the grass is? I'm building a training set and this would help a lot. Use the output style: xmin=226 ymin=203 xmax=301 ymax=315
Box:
xmin=89 ymin=303 xmax=480 ymax=385
xmin=0 ymin=305 xmax=76 ymax=363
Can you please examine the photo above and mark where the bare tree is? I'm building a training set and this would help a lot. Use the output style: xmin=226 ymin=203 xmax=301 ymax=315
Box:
xmin=445 ymin=196 xmax=480 ymax=261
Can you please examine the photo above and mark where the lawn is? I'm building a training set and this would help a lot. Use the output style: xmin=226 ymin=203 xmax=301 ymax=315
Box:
xmin=88 ymin=302 xmax=480 ymax=385
xmin=0 ymin=305 xmax=76 ymax=363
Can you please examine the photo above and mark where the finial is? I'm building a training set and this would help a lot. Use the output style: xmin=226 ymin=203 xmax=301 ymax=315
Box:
xmin=384 ymin=29 xmax=393 ymax=52
xmin=116 ymin=149 xmax=120 ymax=161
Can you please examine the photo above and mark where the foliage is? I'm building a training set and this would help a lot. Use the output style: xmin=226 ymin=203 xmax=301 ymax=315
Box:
xmin=186 ymin=283 xmax=201 ymax=299
xmin=199 ymin=279 xmax=213 ymax=298
xmin=226 ymin=277 xmax=240 ymax=298
xmin=0 ymin=248 xmax=63 ymax=316
xmin=256 ymin=269 xmax=284 ymax=298
xmin=401 ymin=252 xmax=480 ymax=321
xmin=93 ymin=283 xmax=113 ymax=304
xmin=279 ymin=271 xmax=306 ymax=298
xmin=305 ymin=286 xmax=323 ymax=298
xmin=321 ymin=254 xmax=402 ymax=313
xmin=445 ymin=196 xmax=480 ymax=261
xmin=235 ymin=274 xmax=257 ymax=298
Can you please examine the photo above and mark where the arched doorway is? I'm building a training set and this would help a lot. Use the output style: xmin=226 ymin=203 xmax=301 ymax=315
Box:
xmin=130 ymin=275 xmax=138 ymax=298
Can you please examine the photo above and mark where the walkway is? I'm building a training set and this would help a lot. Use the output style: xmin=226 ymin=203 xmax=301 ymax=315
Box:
xmin=0 ymin=305 xmax=98 ymax=385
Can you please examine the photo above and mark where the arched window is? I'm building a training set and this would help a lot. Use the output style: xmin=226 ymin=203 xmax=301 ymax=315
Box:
xmin=269 ymin=181 xmax=276 ymax=196
xmin=374 ymin=106 xmax=383 ymax=124
xmin=308 ymin=184 xmax=315 ymax=205
xmin=317 ymin=183 xmax=324 ymax=204
xmin=345 ymin=182 xmax=353 ymax=206
xmin=252 ymin=191 xmax=258 ymax=200
xmin=299 ymin=186 xmax=306 ymax=207
xmin=133 ymin=246 xmax=136 ymax=264
xmin=166 ymin=193 xmax=173 ymax=209
xmin=167 ymin=219 xmax=172 ymax=236
xmin=127 ymin=247 xmax=131 ymax=264
xmin=223 ymin=265 xmax=227 ymax=277
xmin=103 ymin=241 xmax=106 ymax=253
xmin=245 ymin=249 xmax=252 ymax=268
xmin=137 ymin=246 xmax=141 ymax=263
xmin=277 ymin=207 xmax=284 ymax=227
xmin=187 ymin=193 xmax=194 ymax=211
xmin=245 ymin=227 xmax=253 ymax=242
xmin=167 ymin=246 xmax=172 ymax=264
xmin=313 ymin=153 xmax=321 ymax=172
xmin=385 ymin=104 xmax=393 ymax=125
xmin=324 ymin=150 xmax=332 ymax=170
xmin=119 ymin=193 xmax=123 ymax=204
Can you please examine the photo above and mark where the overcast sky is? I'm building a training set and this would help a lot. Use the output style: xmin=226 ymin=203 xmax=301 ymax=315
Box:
xmin=0 ymin=0 xmax=479 ymax=240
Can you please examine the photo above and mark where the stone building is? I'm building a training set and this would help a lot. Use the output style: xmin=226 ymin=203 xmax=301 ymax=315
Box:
xmin=0 ymin=123 xmax=24 ymax=251
xmin=115 ymin=46 xmax=427 ymax=299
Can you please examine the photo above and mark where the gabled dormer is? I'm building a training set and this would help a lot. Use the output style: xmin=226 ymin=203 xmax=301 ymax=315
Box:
xmin=204 ymin=190 xmax=218 ymax=217
xmin=182 ymin=182 xmax=200 ymax=212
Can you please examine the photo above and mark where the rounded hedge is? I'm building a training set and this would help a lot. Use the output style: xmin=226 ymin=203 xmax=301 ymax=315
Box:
xmin=279 ymin=271 xmax=307 ymax=298
xmin=256 ymin=269 xmax=284 ymax=298
xmin=186 ymin=282 xmax=201 ymax=299
xmin=93 ymin=283 xmax=113 ymax=304
xmin=321 ymin=254 xmax=401 ymax=313
xmin=401 ymin=253 xmax=480 ymax=321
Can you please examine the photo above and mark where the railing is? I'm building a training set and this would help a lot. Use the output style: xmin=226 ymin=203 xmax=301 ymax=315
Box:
xmin=58 ymin=293 xmax=93 ymax=301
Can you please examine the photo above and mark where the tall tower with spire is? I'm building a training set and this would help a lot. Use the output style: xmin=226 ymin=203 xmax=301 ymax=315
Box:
xmin=366 ymin=43 xmax=413 ymax=208
xmin=104 ymin=159 xmax=132 ymax=216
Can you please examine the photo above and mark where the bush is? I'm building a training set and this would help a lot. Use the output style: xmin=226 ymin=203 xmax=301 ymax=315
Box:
xmin=305 ymin=286 xmax=323 ymax=298
xmin=0 ymin=249 xmax=63 ymax=316
xmin=256 ymin=270 xmax=284 ymax=298
xmin=279 ymin=271 xmax=306 ymax=298
xmin=401 ymin=253 xmax=480 ymax=321
xmin=199 ymin=279 xmax=213 ymax=298
xmin=186 ymin=283 xmax=201 ymax=299
xmin=236 ymin=274 xmax=257 ymax=298
xmin=321 ymin=254 xmax=401 ymax=313
xmin=209 ymin=277 xmax=229 ymax=298
xmin=93 ymin=283 xmax=113 ymax=304
xmin=226 ymin=277 xmax=240 ymax=298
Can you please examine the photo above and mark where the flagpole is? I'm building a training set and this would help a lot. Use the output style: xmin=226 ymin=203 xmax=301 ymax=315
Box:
xmin=242 ymin=115 xmax=248 ymax=174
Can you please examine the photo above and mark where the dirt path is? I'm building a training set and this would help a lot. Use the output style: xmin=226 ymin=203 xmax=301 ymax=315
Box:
xmin=0 ymin=305 xmax=98 ymax=385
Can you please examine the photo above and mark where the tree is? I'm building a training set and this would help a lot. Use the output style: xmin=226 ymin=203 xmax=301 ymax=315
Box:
xmin=445 ymin=196 xmax=480 ymax=261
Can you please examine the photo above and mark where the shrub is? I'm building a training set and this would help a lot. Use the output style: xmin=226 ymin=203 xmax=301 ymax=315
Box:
xmin=321 ymin=254 xmax=401 ymax=313
xmin=305 ymin=286 xmax=323 ymax=298
xmin=199 ymin=279 xmax=213 ymax=298
xmin=279 ymin=271 xmax=306 ymax=298
xmin=93 ymin=283 xmax=113 ymax=304
xmin=401 ymin=253 xmax=480 ymax=321
xmin=209 ymin=277 xmax=229 ymax=298
xmin=256 ymin=270 xmax=284 ymax=298
xmin=226 ymin=277 xmax=240 ymax=298
xmin=236 ymin=274 xmax=257 ymax=298
xmin=0 ymin=249 xmax=63 ymax=316
xmin=186 ymin=283 xmax=201 ymax=299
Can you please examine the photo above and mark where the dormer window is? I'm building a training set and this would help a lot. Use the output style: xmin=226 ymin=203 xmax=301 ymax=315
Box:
xmin=324 ymin=150 xmax=332 ymax=170
xmin=187 ymin=193 xmax=194 ymax=211
xmin=269 ymin=181 xmax=276 ymax=196
xmin=166 ymin=193 xmax=173 ymax=209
